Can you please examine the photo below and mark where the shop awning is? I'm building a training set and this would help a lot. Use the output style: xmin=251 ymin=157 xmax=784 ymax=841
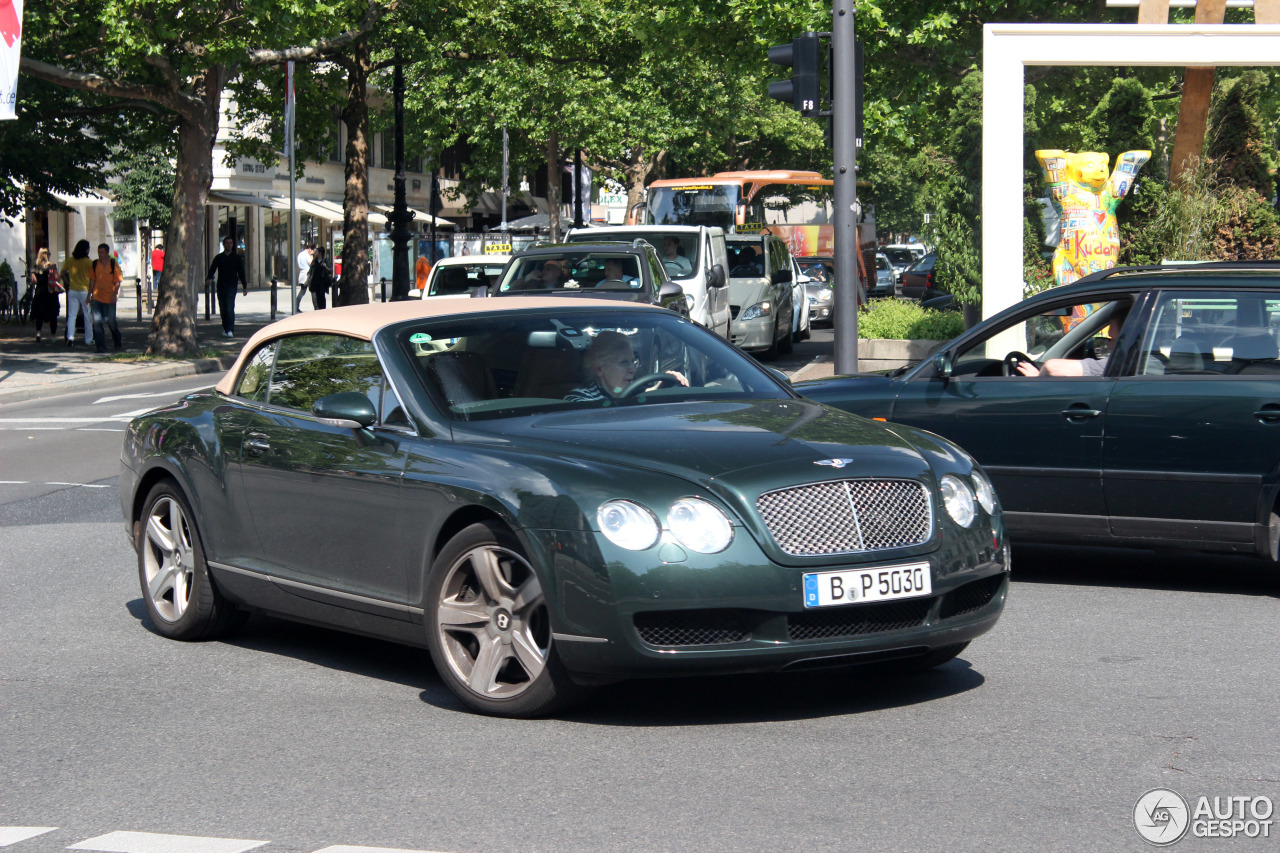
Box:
xmin=206 ymin=190 xmax=272 ymax=207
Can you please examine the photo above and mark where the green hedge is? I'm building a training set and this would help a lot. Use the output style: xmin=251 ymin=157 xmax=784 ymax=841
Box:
xmin=857 ymin=298 xmax=965 ymax=341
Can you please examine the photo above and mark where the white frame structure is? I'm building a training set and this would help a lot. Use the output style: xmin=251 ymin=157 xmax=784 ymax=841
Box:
xmin=982 ymin=23 xmax=1280 ymax=318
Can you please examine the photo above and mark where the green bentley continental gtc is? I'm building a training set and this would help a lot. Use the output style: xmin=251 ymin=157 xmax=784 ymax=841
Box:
xmin=121 ymin=297 xmax=1008 ymax=717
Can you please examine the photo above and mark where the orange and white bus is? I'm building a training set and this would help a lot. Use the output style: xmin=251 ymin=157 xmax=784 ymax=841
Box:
xmin=635 ymin=169 xmax=870 ymax=288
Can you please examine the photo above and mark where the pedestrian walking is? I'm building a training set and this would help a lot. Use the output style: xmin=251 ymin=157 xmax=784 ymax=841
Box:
xmin=309 ymin=246 xmax=333 ymax=310
xmin=63 ymin=240 xmax=94 ymax=347
xmin=29 ymin=248 xmax=61 ymax=342
xmin=415 ymin=254 xmax=431 ymax=295
xmin=295 ymin=242 xmax=314 ymax=312
xmin=150 ymin=243 xmax=165 ymax=290
xmin=206 ymin=236 xmax=248 ymax=337
xmin=89 ymin=243 xmax=124 ymax=352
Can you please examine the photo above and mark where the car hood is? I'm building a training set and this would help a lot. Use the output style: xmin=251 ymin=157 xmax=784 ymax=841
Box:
xmin=458 ymin=398 xmax=932 ymax=492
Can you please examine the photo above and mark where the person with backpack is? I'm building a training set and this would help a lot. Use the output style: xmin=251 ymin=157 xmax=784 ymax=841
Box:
xmin=309 ymin=246 xmax=333 ymax=310
xmin=89 ymin=243 xmax=124 ymax=352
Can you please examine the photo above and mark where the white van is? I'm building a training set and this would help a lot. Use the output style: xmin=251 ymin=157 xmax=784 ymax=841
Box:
xmin=565 ymin=225 xmax=731 ymax=339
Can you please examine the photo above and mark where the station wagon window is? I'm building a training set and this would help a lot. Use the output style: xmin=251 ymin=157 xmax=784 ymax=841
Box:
xmin=952 ymin=299 xmax=1123 ymax=378
xmin=1136 ymin=291 xmax=1280 ymax=376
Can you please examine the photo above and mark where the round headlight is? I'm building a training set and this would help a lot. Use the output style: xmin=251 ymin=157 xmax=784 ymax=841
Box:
xmin=598 ymin=500 xmax=660 ymax=551
xmin=667 ymin=498 xmax=734 ymax=554
xmin=971 ymin=469 xmax=996 ymax=515
xmin=940 ymin=474 xmax=976 ymax=528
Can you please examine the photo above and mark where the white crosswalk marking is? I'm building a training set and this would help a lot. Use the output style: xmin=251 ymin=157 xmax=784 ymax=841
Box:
xmin=94 ymin=387 xmax=205 ymax=404
xmin=0 ymin=827 xmax=56 ymax=847
xmin=68 ymin=832 xmax=269 ymax=853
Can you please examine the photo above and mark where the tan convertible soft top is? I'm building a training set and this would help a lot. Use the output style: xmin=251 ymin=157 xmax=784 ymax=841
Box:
xmin=213 ymin=296 xmax=657 ymax=395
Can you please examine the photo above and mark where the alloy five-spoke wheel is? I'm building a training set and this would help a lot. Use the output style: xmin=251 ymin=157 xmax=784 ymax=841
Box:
xmin=137 ymin=480 xmax=245 ymax=641
xmin=426 ymin=521 xmax=588 ymax=716
xmin=436 ymin=542 xmax=549 ymax=699
xmin=143 ymin=494 xmax=197 ymax=623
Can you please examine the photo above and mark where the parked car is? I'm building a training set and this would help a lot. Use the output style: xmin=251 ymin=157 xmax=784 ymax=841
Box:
xmin=726 ymin=234 xmax=795 ymax=359
xmin=408 ymin=255 xmax=510 ymax=299
xmin=121 ymin=297 xmax=1009 ymax=717
xmin=871 ymin=252 xmax=895 ymax=297
xmin=565 ymin=225 xmax=731 ymax=339
xmin=882 ymin=244 xmax=928 ymax=283
xmin=898 ymin=252 xmax=937 ymax=301
xmin=798 ymin=262 xmax=1280 ymax=561
xmin=492 ymin=242 xmax=687 ymax=317
xmin=790 ymin=256 xmax=813 ymax=342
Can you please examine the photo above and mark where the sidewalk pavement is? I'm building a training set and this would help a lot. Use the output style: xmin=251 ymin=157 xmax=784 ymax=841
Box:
xmin=1 ymin=284 xmax=839 ymax=405
xmin=0 ymin=285 xmax=302 ymax=405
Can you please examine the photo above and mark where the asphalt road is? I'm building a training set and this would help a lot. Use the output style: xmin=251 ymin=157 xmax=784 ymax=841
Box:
xmin=1 ymin=372 xmax=1278 ymax=853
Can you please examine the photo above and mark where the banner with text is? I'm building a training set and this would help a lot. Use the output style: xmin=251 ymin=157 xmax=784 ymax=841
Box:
xmin=1 ymin=0 xmax=23 ymax=120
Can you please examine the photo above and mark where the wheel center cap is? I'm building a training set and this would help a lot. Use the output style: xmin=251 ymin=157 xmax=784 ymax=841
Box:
xmin=493 ymin=608 xmax=513 ymax=633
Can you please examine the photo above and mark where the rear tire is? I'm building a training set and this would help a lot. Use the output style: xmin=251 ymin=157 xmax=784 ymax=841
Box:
xmin=137 ymin=480 xmax=245 ymax=640
xmin=425 ymin=521 xmax=590 ymax=717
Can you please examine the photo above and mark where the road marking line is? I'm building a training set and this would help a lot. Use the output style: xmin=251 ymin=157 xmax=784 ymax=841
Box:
xmin=0 ymin=481 xmax=30 ymax=484
xmin=0 ymin=418 xmax=129 ymax=423
xmin=43 ymin=483 xmax=112 ymax=488
xmin=78 ymin=428 xmax=127 ymax=432
xmin=0 ymin=827 xmax=57 ymax=846
xmin=68 ymin=831 xmax=269 ymax=853
xmin=94 ymin=387 xmax=205 ymax=404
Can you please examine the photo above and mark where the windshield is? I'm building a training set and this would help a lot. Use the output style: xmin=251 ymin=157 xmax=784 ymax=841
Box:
xmin=647 ymin=185 xmax=739 ymax=230
xmin=568 ymin=231 xmax=698 ymax=280
xmin=429 ymin=262 xmax=507 ymax=296
xmin=741 ymin=184 xmax=834 ymax=228
xmin=883 ymin=248 xmax=921 ymax=267
xmin=399 ymin=309 xmax=789 ymax=420
xmin=496 ymin=252 xmax=649 ymax=300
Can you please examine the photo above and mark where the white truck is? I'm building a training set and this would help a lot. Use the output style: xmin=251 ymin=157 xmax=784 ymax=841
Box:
xmin=564 ymin=225 xmax=731 ymax=340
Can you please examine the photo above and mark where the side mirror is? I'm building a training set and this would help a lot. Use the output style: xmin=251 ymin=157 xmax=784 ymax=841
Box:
xmin=658 ymin=281 xmax=687 ymax=315
xmin=708 ymin=263 xmax=727 ymax=289
xmin=767 ymin=367 xmax=792 ymax=385
xmin=470 ymin=285 xmax=490 ymax=298
xmin=314 ymin=391 xmax=377 ymax=429
xmin=771 ymin=268 xmax=793 ymax=285
xmin=932 ymin=351 xmax=953 ymax=380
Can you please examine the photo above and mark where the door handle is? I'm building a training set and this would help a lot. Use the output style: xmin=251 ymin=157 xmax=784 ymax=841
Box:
xmin=1061 ymin=405 xmax=1103 ymax=421
xmin=1253 ymin=405 xmax=1280 ymax=423
xmin=244 ymin=436 xmax=270 ymax=456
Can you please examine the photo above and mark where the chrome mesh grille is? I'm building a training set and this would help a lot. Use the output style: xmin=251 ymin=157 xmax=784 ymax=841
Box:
xmin=756 ymin=479 xmax=932 ymax=556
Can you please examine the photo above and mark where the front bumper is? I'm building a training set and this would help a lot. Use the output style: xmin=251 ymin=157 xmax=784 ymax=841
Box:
xmin=808 ymin=299 xmax=833 ymax=322
xmin=526 ymin=526 xmax=1009 ymax=680
xmin=730 ymin=315 xmax=774 ymax=351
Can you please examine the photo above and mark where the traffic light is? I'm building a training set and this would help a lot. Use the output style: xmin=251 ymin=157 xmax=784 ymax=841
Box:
xmin=768 ymin=33 xmax=822 ymax=117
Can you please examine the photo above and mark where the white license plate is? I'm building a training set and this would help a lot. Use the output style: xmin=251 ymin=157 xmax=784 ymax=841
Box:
xmin=802 ymin=562 xmax=932 ymax=608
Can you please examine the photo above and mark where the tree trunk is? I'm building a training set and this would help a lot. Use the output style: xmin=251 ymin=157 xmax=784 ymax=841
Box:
xmin=149 ymin=68 xmax=225 ymax=356
xmin=623 ymin=148 xmax=667 ymax=218
xmin=336 ymin=44 xmax=372 ymax=306
xmin=547 ymin=131 xmax=561 ymax=242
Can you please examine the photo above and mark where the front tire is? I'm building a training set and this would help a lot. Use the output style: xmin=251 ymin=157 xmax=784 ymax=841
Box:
xmin=137 ymin=480 xmax=245 ymax=640
xmin=426 ymin=521 xmax=589 ymax=717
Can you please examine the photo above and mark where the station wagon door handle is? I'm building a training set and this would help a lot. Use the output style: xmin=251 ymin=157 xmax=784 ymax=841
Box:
xmin=244 ymin=435 xmax=271 ymax=456
xmin=1061 ymin=405 xmax=1102 ymax=421
xmin=1253 ymin=405 xmax=1280 ymax=423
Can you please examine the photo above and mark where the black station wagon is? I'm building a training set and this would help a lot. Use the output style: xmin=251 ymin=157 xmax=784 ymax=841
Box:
xmin=121 ymin=297 xmax=1008 ymax=717
xmin=801 ymin=262 xmax=1280 ymax=563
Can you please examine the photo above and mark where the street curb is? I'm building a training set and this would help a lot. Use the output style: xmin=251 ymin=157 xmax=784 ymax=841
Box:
xmin=0 ymin=356 xmax=236 ymax=406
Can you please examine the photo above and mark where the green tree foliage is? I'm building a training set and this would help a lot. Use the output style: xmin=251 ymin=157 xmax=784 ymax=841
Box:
xmin=1206 ymin=70 xmax=1277 ymax=202
xmin=110 ymin=144 xmax=175 ymax=230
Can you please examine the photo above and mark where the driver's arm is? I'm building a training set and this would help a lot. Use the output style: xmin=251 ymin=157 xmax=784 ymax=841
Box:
xmin=1017 ymin=358 xmax=1086 ymax=377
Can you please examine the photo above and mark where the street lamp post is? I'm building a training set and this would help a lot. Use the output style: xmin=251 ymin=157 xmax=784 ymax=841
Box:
xmin=388 ymin=52 xmax=415 ymax=301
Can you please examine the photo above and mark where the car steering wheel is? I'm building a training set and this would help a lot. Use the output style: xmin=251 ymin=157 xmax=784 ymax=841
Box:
xmin=619 ymin=372 xmax=682 ymax=398
xmin=1003 ymin=351 xmax=1036 ymax=377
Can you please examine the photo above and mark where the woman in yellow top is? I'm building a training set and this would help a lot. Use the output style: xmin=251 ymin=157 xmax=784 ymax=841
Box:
xmin=89 ymin=242 xmax=124 ymax=352
xmin=62 ymin=240 xmax=95 ymax=347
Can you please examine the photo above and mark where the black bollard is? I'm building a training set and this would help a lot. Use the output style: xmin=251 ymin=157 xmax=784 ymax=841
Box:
xmin=270 ymin=277 xmax=277 ymax=320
